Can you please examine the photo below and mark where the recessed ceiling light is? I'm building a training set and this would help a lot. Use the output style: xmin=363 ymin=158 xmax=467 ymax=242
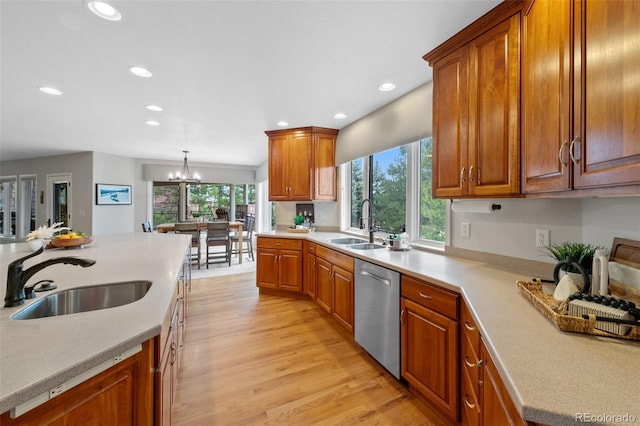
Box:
xmin=87 ymin=1 xmax=122 ymax=21
xmin=129 ymin=66 xmax=152 ymax=78
xmin=277 ymin=121 xmax=289 ymax=127
xmin=334 ymin=113 xmax=347 ymax=120
xmin=146 ymin=104 xmax=163 ymax=112
xmin=378 ymin=82 xmax=396 ymax=92
xmin=38 ymin=86 xmax=62 ymax=96
xmin=145 ymin=120 xmax=160 ymax=126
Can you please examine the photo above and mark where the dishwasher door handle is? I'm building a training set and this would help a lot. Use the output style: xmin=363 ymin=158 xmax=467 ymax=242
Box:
xmin=360 ymin=270 xmax=391 ymax=286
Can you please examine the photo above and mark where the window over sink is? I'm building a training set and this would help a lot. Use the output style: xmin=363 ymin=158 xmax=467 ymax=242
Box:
xmin=342 ymin=138 xmax=445 ymax=247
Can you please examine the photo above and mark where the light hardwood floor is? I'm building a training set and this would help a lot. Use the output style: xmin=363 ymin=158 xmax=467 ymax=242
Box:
xmin=172 ymin=273 xmax=453 ymax=426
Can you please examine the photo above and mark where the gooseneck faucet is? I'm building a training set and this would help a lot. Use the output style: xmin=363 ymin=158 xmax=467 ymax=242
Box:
xmin=4 ymin=246 xmax=96 ymax=307
xmin=360 ymin=198 xmax=375 ymax=243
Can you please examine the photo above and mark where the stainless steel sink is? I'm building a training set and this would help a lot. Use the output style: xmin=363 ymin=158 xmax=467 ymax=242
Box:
xmin=347 ymin=243 xmax=386 ymax=250
xmin=328 ymin=237 xmax=368 ymax=245
xmin=12 ymin=280 xmax=152 ymax=320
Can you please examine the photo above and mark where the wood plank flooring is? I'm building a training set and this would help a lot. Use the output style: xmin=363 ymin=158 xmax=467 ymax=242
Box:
xmin=172 ymin=273 xmax=453 ymax=426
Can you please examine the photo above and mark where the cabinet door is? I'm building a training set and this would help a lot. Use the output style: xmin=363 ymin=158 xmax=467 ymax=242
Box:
xmin=332 ymin=265 xmax=354 ymax=333
xmin=268 ymin=134 xmax=290 ymax=200
xmin=572 ymin=0 xmax=640 ymax=189
xmin=432 ymin=45 xmax=469 ymax=198
xmin=256 ymin=248 xmax=278 ymax=289
xmin=315 ymin=257 xmax=332 ymax=313
xmin=278 ymin=249 xmax=303 ymax=291
xmin=468 ymin=13 xmax=520 ymax=196
xmin=313 ymin=132 xmax=337 ymax=200
xmin=304 ymin=252 xmax=317 ymax=298
xmin=286 ymin=132 xmax=313 ymax=200
xmin=401 ymin=298 xmax=458 ymax=422
xmin=480 ymin=341 xmax=527 ymax=426
xmin=522 ymin=0 xmax=572 ymax=193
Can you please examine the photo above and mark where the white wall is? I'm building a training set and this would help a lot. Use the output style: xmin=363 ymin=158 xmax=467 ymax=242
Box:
xmin=450 ymin=197 xmax=640 ymax=265
xmin=92 ymin=152 xmax=136 ymax=235
xmin=0 ymin=152 xmax=93 ymax=235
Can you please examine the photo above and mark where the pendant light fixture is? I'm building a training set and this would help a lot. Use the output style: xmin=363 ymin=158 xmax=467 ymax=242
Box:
xmin=168 ymin=151 xmax=201 ymax=183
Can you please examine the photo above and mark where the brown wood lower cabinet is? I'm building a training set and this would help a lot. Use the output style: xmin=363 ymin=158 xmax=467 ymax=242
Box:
xmin=314 ymin=245 xmax=354 ymax=333
xmin=256 ymin=237 xmax=303 ymax=292
xmin=0 ymin=340 xmax=155 ymax=425
xmin=460 ymin=301 xmax=527 ymax=426
xmin=401 ymin=275 xmax=459 ymax=422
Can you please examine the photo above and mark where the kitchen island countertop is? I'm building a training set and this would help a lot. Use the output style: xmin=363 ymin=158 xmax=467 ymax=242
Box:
xmin=258 ymin=231 xmax=640 ymax=426
xmin=0 ymin=233 xmax=191 ymax=414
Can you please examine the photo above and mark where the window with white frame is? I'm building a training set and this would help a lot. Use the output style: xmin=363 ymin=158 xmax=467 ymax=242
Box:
xmin=342 ymin=138 xmax=445 ymax=246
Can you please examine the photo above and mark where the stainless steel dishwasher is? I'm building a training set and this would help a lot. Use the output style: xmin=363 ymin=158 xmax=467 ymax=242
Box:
xmin=354 ymin=259 xmax=401 ymax=379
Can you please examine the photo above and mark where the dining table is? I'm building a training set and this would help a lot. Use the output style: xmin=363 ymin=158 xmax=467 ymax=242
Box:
xmin=155 ymin=221 xmax=245 ymax=264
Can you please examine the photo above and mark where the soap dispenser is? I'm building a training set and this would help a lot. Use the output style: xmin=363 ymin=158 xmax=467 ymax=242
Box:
xmin=592 ymin=249 xmax=609 ymax=296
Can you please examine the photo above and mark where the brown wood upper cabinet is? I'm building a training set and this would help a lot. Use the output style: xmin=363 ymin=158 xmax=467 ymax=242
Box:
xmin=522 ymin=0 xmax=640 ymax=194
xmin=266 ymin=126 xmax=338 ymax=201
xmin=425 ymin=5 xmax=521 ymax=198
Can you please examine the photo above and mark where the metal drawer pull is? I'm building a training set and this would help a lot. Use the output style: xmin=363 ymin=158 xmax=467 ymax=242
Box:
xmin=360 ymin=270 xmax=391 ymax=286
xmin=464 ymin=356 xmax=476 ymax=368
xmin=558 ymin=140 xmax=568 ymax=167
xmin=418 ymin=292 xmax=432 ymax=299
xmin=464 ymin=394 xmax=476 ymax=409
xmin=464 ymin=320 xmax=476 ymax=331
xmin=569 ymin=136 xmax=581 ymax=164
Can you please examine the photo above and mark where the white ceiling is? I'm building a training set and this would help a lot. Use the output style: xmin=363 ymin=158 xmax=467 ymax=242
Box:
xmin=0 ymin=0 xmax=500 ymax=167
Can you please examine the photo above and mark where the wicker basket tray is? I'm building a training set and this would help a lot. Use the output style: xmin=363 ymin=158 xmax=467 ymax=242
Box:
xmin=517 ymin=280 xmax=640 ymax=341
xmin=286 ymin=227 xmax=314 ymax=233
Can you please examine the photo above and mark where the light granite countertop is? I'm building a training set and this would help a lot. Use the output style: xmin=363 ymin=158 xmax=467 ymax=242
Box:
xmin=0 ymin=233 xmax=191 ymax=415
xmin=259 ymin=231 xmax=640 ymax=426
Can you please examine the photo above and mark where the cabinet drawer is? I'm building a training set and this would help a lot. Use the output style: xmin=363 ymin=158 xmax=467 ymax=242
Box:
xmin=401 ymin=275 xmax=458 ymax=319
xmin=304 ymin=241 xmax=316 ymax=254
xmin=461 ymin=364 xmax=480 ymax=426
xmin=461 ymin=302 xmax=480 ymax=353
xmin=257 ymin=237 xmax=302 ymax=251
xmin=316 ymin=245 xmax=354 ymax=272
xmin=461 ymin=331 xmax=480 ymax=394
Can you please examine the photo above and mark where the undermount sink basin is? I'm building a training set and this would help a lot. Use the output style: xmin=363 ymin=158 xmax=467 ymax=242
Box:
xmin=347 ymin=243 xmax=386 ymax=250
xmin=12 ymin=280 xmax=152 ymax=320
xmin=328 ymin=237 xmax=368 ymax=245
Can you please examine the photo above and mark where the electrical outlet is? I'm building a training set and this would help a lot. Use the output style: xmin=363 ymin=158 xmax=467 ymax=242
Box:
xmin=461 ymin=222 xmax=470 ymax=238
xmin=536 ymin=229 xmax=550 ymax=247
xmin=50 ymin=384 xmax=65 ymax=398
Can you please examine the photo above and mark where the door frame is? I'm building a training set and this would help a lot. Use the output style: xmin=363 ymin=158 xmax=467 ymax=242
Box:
xmin=46 ymin=173 xmax=72 ymax=229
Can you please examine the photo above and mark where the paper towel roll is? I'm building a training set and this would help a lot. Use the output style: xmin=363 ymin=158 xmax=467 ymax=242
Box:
xmin=451 ymin=200 xmax=500 ymax=213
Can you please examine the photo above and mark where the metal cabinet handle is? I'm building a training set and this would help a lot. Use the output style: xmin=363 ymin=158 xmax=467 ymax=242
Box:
xmin=464 ymin=394 xmax=476 ymax=409
xmin=569 ymin=136 xmax=581 ymax=164
xmin=464 ymin=320 xmax=476 ymax=331
xmin=461 ymin=167 xmax=466 ymax=183
xmin=400 ymin=309 xmax=405 ymax=325
xmin=558 ymin=140 xmax=568 ymax=167
xmin=469 ymin=166 xmax=474 ymax=182
xmin=418 ymin=292 xmax=432 ymax=299
xmin=464 ymin=355 xmax=477 ymax=368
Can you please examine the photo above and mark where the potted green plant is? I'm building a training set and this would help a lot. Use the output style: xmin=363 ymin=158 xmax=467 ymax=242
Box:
xmin=543 ymin=241 xmax=605 ymax=290
xmin=293 ymin=214 xmax=305 ymax=228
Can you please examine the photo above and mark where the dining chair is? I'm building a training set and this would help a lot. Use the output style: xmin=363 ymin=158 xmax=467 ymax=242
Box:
xmin=206 ymin=221 xmax=231 ymax=267
xmin=141 ymin=222 xmax=152 ymax=232
xmin=175 ymin=222 xmax=201 ymax=269
xmin=230 ymin=214 xmax=255 ymax=262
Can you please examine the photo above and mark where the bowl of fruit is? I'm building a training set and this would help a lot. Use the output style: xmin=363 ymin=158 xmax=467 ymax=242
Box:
xmin=50 ymin=231 xmax=92 ymax=249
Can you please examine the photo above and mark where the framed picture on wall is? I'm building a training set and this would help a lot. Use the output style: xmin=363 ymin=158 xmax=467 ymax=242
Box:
xmin=96 ymin=183 xmax=132 ymax=205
